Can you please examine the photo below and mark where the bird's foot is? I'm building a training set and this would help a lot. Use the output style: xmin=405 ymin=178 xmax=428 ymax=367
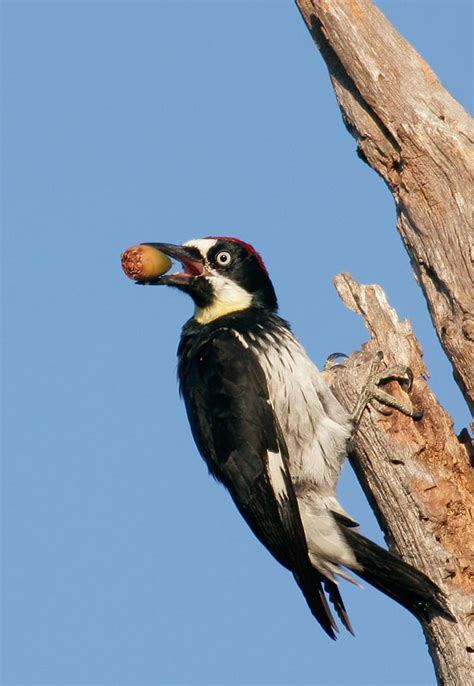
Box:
xmin=351 ymin=351 xmax=423 ymax=429
xmin=323 ymin=352 xmax=349 ymax=372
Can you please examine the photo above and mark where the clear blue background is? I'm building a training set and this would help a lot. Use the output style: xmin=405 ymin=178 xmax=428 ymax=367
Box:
xmin=2 ymin=1 xmax=472 ymax=684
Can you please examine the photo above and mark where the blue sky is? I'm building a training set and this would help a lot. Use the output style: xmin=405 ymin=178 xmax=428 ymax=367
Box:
xmin=2 ymin=1 xmax=472 ymax=685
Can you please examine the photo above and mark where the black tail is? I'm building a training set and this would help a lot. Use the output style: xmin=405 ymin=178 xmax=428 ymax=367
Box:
xmin=336 ymin=518 xmax=455 ymax=622
xmin=323 ymin=577 xmax=355 ymax=635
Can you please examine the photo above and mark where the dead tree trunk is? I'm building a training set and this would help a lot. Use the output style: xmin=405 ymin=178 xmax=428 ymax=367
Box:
xmin=296 ymin=0 xmax=473 ymax=412
xmin=294 ymin=1 xmax=473 ymax=684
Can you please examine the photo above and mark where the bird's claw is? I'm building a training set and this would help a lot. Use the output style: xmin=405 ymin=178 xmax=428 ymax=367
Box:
xmin=368 ymin=360 xmax=414 ymax=394
xmin=352 ymin=352 xmax=423 ymax=428
xmin=323 ymin=352 xmax=349 ymax=372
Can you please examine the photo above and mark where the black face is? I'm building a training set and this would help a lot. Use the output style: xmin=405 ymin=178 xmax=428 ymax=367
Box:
xmin=205 ymin=239 xmax=278 ymax=311
xmin=146 ymin=238 xmax=278 ymax=313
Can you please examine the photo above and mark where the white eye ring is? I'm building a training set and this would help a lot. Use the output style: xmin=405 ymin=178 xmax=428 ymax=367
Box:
xmin=215 ymin=250 xmax=232 ymax=266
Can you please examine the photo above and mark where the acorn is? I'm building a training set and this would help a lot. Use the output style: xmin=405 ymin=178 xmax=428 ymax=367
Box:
xmin=121 ymin=244 xmax=172 ymax=282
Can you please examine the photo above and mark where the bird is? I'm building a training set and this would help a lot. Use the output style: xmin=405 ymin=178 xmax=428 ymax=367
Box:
xmin=131 ymin=235 xmax=453 ymax=638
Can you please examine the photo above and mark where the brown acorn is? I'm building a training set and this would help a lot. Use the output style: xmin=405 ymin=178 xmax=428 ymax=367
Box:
xmin=121 ymin=244 xmax=172 ymax=282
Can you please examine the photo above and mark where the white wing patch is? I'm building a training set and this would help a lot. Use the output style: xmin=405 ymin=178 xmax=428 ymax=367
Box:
xmin=267 ymin=449 xmax=288 ymax=502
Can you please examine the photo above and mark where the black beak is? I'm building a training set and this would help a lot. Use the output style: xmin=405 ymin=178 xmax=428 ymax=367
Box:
xmin=142 ymin=242 xmax=205 ymax=285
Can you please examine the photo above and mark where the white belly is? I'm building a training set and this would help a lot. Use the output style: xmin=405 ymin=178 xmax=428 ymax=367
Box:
xmin=257 ymin=330 xmax=352 ymax=492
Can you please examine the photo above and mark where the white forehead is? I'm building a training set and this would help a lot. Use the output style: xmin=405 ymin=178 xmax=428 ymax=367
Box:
xmin=183 ymin=238 xmax=217 ymax=258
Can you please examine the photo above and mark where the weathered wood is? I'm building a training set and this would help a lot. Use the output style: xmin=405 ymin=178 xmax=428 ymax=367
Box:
xmin=323 ymin=274 xmax=473 ymax=686
xmin=294 ymin=2 xmax=473 ymax=681
xmin=296 ymin=0 xmax=474 ymax=413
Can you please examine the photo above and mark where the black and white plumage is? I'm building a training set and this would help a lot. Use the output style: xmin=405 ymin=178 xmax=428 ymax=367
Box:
xmin=142 ymin=236 xmax=452 ymax=638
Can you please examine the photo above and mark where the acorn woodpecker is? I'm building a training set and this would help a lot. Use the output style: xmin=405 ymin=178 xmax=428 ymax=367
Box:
xmin=139 ymin=236 xmax=452 ymax=638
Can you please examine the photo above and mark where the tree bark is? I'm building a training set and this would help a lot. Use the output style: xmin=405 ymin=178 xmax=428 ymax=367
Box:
xmin=296 ymin=0 xmax=473 ymax=413
xmin=294 ymin=1 xmax=473 ymax=683
xmin=322 ymin=274 xmax=473 ymax=685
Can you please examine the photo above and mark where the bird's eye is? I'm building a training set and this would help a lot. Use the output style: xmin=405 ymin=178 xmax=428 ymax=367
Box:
xmin=215 ymin=250 xmax=232 ymax=267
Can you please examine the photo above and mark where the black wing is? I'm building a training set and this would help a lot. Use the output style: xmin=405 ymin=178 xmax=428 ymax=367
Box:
xmin=179 ymin=327 xmax=338 ymax=638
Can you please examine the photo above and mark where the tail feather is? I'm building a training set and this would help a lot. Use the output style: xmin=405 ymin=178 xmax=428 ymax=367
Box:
xmin=336 ymin=517 xmax=454 ymax=622
xmin=293 ymin=568 xmax=339 ymax=640
xmin=323 ymin=578 xmax=355 ymax=635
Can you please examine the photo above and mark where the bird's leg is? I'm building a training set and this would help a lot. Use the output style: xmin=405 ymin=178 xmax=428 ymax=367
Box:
xmin=351 ymin=351 xmax=423 ymax=430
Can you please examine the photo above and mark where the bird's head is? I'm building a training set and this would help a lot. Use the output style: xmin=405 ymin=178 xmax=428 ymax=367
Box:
xmin=142 ymin=237 xmax=277 ymax=324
